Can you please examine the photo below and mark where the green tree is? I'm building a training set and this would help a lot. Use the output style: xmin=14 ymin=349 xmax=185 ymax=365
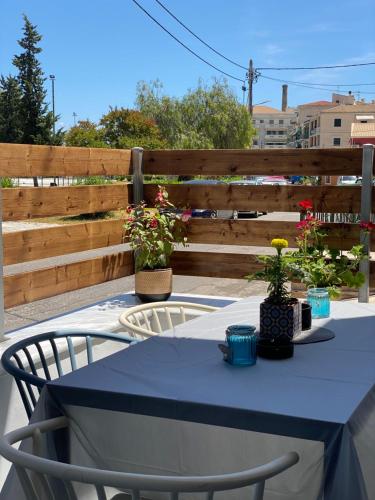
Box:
xmin=0 ymin=75 xmax=23 ymax=143
xmin=13 ymin=15 xmax=63 ymax=185
xmin=99 ymin=107 xmax=167 ymax=149
xmin=137 ymin=79 xmax=255 ymax=149
xmin=65 ymin=120 xmax=108 ymax=148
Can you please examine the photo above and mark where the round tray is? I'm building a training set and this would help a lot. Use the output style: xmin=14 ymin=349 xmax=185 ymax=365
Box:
xmin=292 ymin=326 xmax=335 ymax=344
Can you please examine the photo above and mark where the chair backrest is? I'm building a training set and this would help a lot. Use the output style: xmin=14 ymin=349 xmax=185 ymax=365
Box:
xmin=119 ymin=302 xmax=218 ymax=338
xmin=1 ymin=330 xmax=134 ymax=419
xmin=0 ymin=416 xmax=299 ymax=500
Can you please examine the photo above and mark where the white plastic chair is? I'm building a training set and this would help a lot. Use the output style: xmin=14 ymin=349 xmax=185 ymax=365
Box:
xmin=0 ymin=416 xmax=300 ymax=500
xmin=119 ymin=302 xmax=218 ymax=339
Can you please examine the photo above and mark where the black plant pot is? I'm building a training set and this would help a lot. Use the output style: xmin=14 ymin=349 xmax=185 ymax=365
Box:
xmin=258 ymin=299 xmax=301 ymax=359
xmin=302 ymin=302 xmax=312 ymax=331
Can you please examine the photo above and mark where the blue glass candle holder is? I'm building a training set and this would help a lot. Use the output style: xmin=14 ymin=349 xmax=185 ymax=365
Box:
xmin=307 ymin=288 xmax=330 ymax=319
xmin=224 ymin=325 xmax=257 ymax=366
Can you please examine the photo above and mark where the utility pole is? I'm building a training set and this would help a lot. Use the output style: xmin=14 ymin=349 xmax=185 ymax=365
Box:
xmin=73 ymin=112 xmax=78 ymax=126
xmin=248 ymin=59 xmax=254 ymax=116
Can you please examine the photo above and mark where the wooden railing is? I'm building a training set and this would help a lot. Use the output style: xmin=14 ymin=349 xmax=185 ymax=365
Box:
xmin=141 ymin=148 xmax=374 ymax=290
xmin=0 ymin=143 xmax=374 ymax=339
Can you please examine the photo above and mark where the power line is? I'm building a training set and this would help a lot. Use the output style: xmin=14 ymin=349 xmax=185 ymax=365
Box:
xmin=258 ymin=62 xmax=375 ymax=70
xmin=153 ymin=0 xmax=248 ymax=71
xmin=131 ymin=0 xmax=244 ymax=82
xmin=258 ymin=73 xmax=375 ymax=95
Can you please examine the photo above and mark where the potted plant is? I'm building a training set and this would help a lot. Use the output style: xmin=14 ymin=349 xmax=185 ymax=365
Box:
xmin=248 ymin=239 xmax=301 ymax=359
xmin=290 ymin=200 xmax=367 ymax=301
xmin=124 ymin=186 xmax=189 ymax=302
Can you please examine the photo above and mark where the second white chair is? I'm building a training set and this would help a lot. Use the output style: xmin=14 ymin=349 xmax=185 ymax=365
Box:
xmin=119 ymin=301 xmax=218 ymax=339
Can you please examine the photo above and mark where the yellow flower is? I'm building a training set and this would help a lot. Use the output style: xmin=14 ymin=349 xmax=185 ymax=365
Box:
xmin=271 ymin=238 xmax=288 ymax=250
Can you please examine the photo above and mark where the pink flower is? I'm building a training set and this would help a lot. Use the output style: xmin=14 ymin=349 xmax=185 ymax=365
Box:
xmin=126 ymin=206 xmax=133 ymax=214
xmin=181 ymin=209 xmax=192 ymax=222
xmin=298 ymin=199 xmax=313 ymax=211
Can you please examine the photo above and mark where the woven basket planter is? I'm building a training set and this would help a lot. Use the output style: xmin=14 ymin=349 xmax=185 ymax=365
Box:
xmin=135 ymin=268 xmax=172 ymax=303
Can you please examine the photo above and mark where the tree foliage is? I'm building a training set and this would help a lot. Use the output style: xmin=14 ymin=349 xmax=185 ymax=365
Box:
xmin=65 ymin=108 xmax=167 ymax=149
xmin=64 ymin=120 xmax=108 ymax=148
xmin=0 ymin=75 xmax=23 ymax=143
xmin=12 ymin=15 xmax=62 ymax=146
xmin=136 ymin=79 xmax=255 ymax=149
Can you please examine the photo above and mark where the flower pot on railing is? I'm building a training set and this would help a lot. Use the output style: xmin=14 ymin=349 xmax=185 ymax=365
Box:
xmin=135 ymin=268 xmax=172 ymax=303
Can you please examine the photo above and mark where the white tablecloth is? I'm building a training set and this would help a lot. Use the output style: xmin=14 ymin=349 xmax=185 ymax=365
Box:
xmin=2 ymin=297 xmax=375 ymax=500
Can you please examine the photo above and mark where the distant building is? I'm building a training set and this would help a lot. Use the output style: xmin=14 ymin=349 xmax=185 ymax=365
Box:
xmin=252 ymin=105 xmax=297 ymax=149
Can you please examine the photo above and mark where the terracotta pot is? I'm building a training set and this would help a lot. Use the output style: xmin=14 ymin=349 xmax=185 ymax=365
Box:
xmin=135 ymin=268 xmax=172 ymax=303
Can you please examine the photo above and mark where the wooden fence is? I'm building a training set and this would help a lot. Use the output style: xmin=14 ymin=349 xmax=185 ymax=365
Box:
xmin=0 ymin=143 xmax=374 ymax=338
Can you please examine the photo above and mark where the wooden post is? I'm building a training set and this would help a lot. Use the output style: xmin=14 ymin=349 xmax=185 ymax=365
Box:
xmin=0 ymin=184 xmax=5 ymax=341
xmin=359 ymin=144 xmax=374 ymax=303
xmin=132 ymin=147 xmax=144 ymax=205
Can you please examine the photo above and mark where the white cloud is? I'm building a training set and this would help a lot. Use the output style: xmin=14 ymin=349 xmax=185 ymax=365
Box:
xmin=263 ymin=43 xmax=284 ymax=56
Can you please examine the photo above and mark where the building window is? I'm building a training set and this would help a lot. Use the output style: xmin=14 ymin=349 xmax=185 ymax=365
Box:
xmin=259 ymin=119 xmax=264 ymax=123
xmin=333 ymin=138 xmax=341 ymax=146
xmin=279 ymin=119 xmax=284 ymax=124
xmin=334 ymin=118 xmax=342 ymax=127
xmin=253 ymin=140 xmax=258 ymax=145
xmin=269 ymin=120 xmax=274 ymax=125
xmin=278 ymin=131 xmax=284 ymax=135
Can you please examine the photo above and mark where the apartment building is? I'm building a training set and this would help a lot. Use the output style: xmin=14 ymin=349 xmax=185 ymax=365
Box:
xmin=252 ymin=105 xmax=297 ymax=148
xmin=290 ymin=93 xmax=375 ymax=148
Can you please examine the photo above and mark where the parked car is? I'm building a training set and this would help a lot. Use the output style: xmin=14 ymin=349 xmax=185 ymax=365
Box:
xmin=260 ymin=176 xmax=288 ymax=186
xmin=338 ymin=176 xmax=359 ymax=186
xmin=229 ymin=180 xmax=264 ymax=218
xmin=183 ymin=179 xmax=234 ymax=219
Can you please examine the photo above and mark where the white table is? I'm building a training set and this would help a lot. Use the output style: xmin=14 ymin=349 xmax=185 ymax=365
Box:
xmin=3 ymin=297 xmax=375 ymax=500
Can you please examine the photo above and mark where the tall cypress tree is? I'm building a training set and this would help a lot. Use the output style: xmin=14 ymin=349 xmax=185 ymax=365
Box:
xmin=13 ymin=15 xmax=61 ymax=185
xmin=0 ymin=75 xmax=23 ymax=143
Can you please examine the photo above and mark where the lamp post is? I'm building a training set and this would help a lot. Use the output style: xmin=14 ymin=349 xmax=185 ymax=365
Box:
xmin=49 ymin=75 xmax=56 ymax=136
xmin=49 ymin=75 xmax=56 ymax=185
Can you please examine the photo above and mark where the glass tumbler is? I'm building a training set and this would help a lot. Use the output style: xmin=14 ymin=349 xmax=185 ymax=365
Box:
xmin=307 ymin=288 xmax=330 ymax=319
xmin=225 ymin=325 xmax=257 ymax=366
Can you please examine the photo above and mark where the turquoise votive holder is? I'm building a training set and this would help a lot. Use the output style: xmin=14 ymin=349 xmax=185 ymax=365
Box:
xmin=225 ymin=325 xmax=257 ymax=366
xmin=307 ymin=288 xmax=330 ymax=319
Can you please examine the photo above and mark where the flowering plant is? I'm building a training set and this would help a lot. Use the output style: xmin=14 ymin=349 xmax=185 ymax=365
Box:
xmin=289 ymin=199 xmax=367 ymax=298
xmin=247 ymin=238 xmax=296 ymax=304
xmin=123 ymin=186 xmax=190 ymax=272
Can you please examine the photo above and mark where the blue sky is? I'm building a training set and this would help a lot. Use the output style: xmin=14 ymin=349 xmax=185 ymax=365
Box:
xmin=1 ymin=0 xmax=375 ymax=129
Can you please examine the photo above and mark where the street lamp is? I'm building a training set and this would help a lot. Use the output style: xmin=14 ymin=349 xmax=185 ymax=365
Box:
xmin=49 ymin=75 xmax=56 ymax=136
xmin=49 ymin=75 xmax=56 ymax=185
xmin=253 ymin=100 xmax=271 ymax=106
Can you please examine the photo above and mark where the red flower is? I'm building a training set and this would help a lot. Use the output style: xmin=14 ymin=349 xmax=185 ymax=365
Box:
xmin=298 ymin=199 xmax=313 ymax=211
xmin=360 ymin=221 xmax=375 ymax=231
xmin=126 ymin=206 xmax=133 ymax=214
xmin=149 ymin=218 xmax=158 ymax=228
xmin=127 ymin=216 xmax=134 ymax=223
xmin=296 ymin=220 xmax=308 ymax=230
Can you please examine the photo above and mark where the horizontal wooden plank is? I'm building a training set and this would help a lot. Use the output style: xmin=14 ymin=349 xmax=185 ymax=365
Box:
xmin=4 ymin=251 xmax=134 ymax=308
xmin=186 ymin=219 xmax=365 ymax=250
xmin=171 ymin=250 xmax=375 ymax=286
xmin=144 ymin=184 xmax=366 ymax=213
xmin=2 ymin=184 xmax=131 ymax=220
xmin=171 ymin=251 xmax=262 ymax=279
xmin=3 ymin=219 xmax=126 ymax=265
xmin=0 ymin=143 xmax=131 ymax=177
xmin=143 ymin=148 xmax=366 ymax=176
